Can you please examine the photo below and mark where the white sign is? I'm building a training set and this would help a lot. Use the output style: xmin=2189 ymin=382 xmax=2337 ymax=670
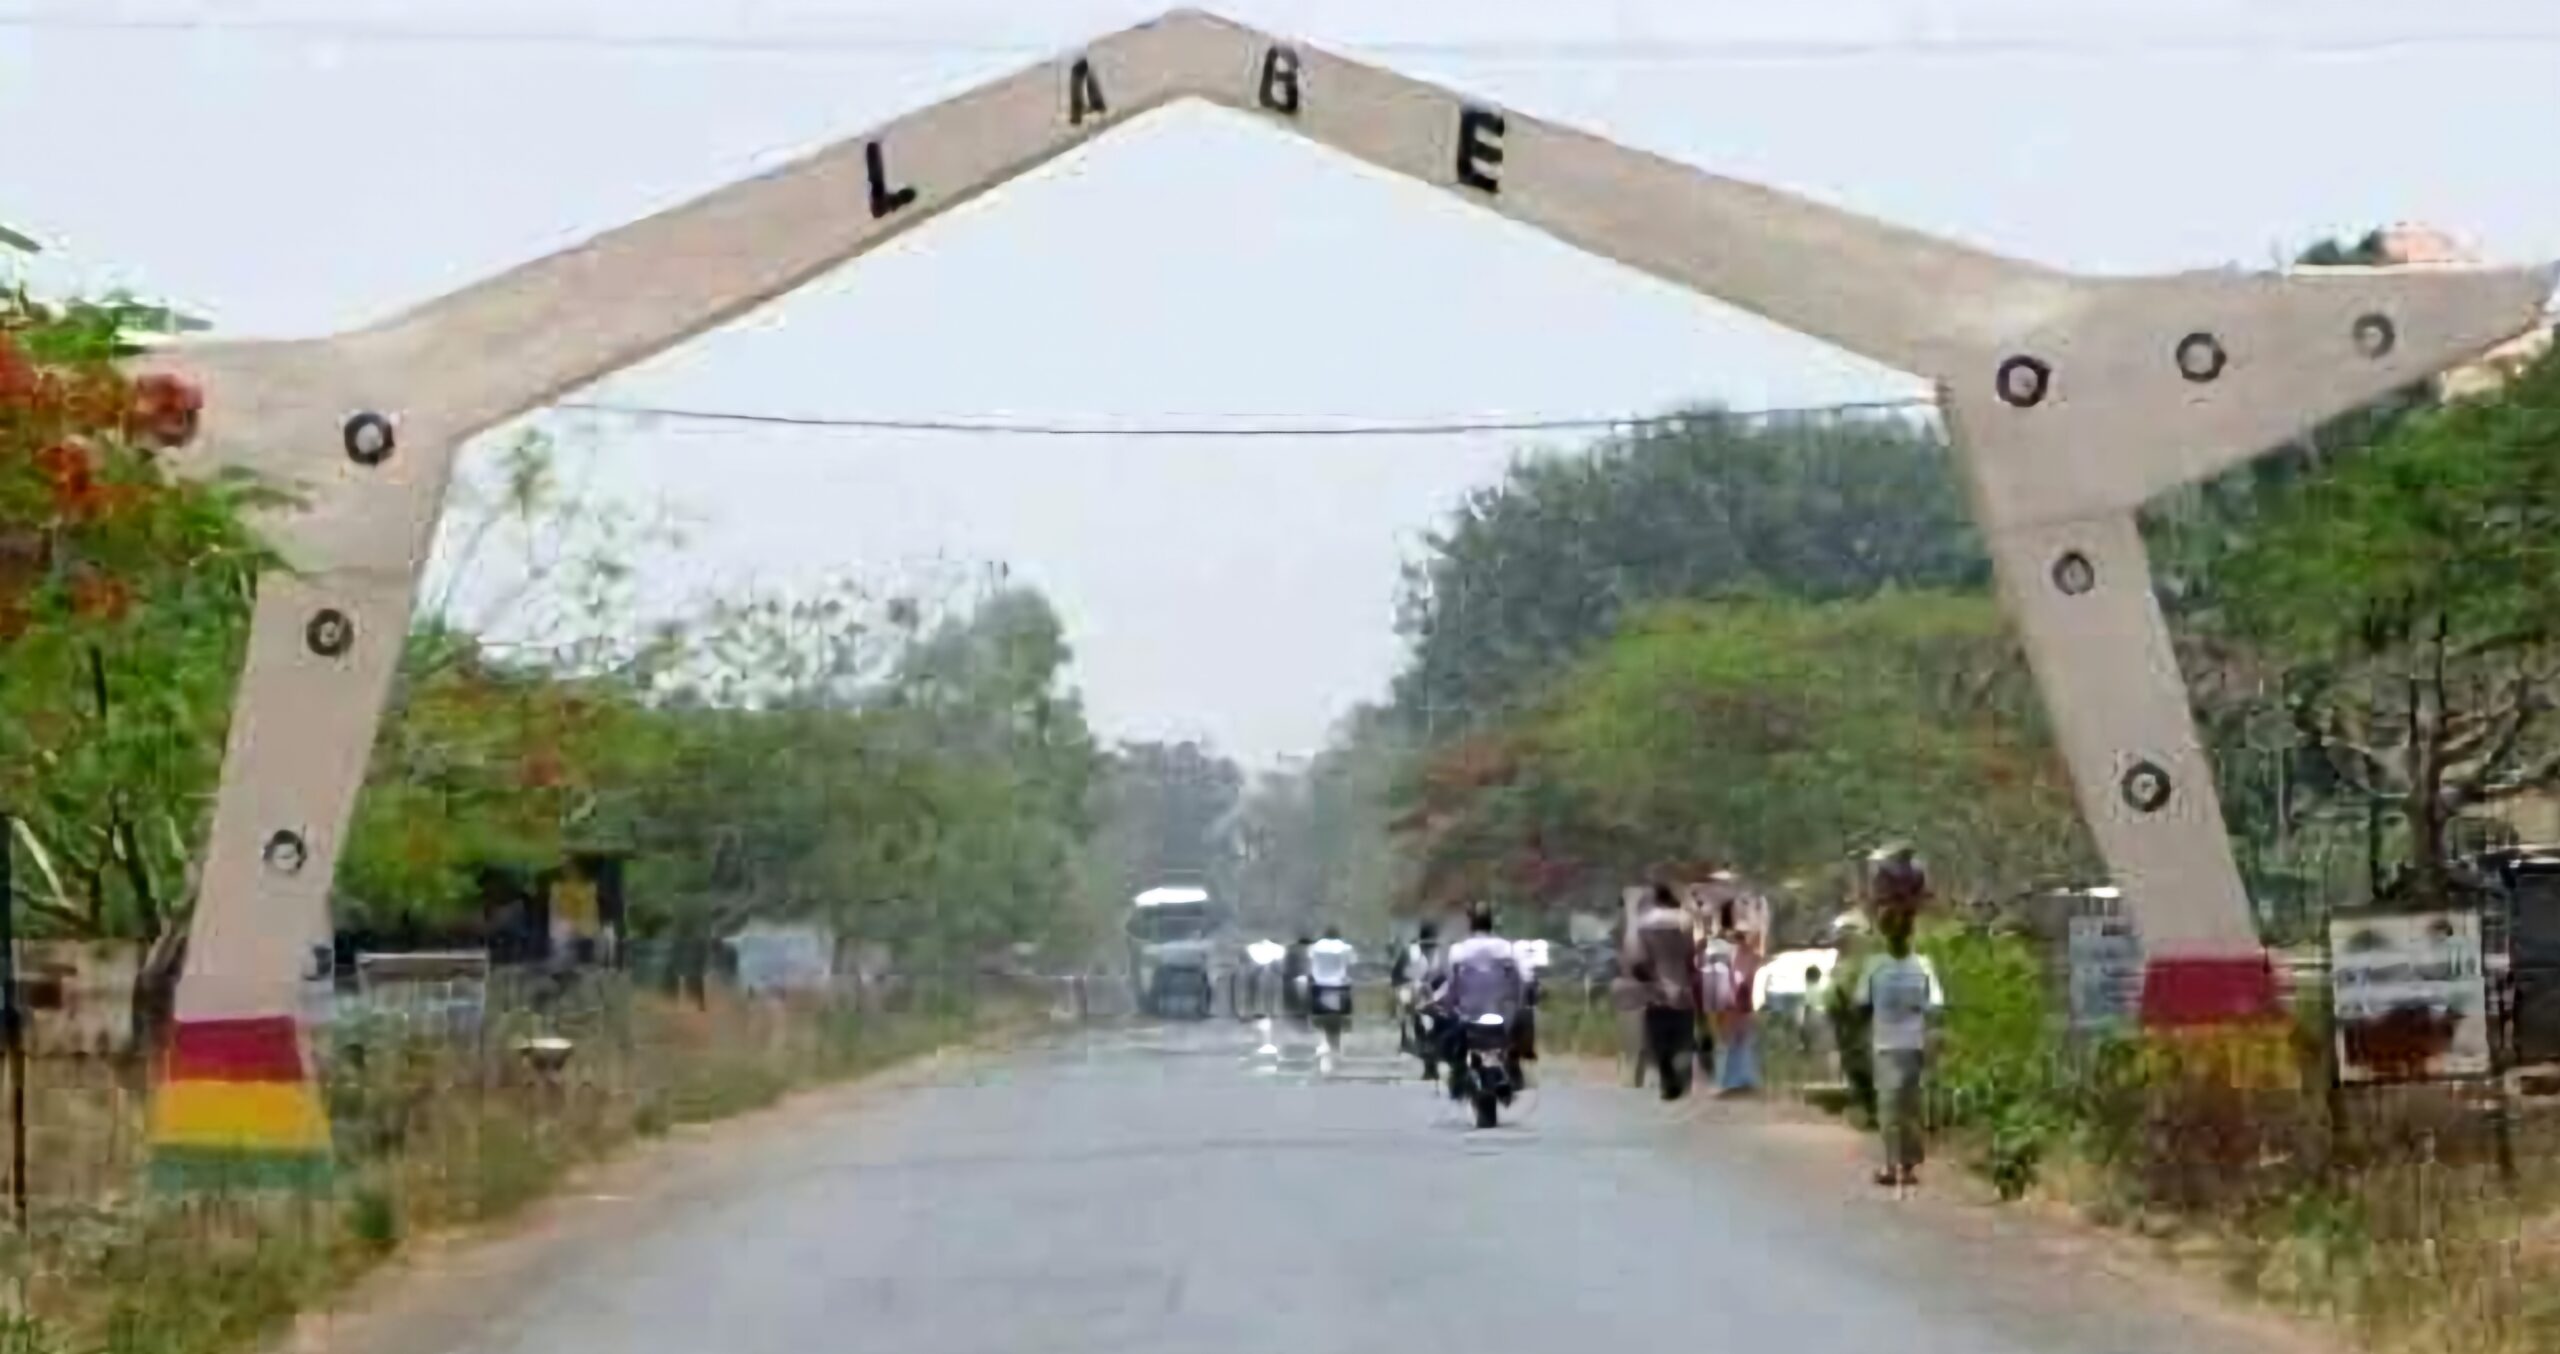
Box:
xmin=2330 ymin=912 xmax=2492 ymax=1084
xmin=2067 ymin=913 xmax=2145 ymax=1033
xmin=726 ymin=923 xmax=836 ymax=996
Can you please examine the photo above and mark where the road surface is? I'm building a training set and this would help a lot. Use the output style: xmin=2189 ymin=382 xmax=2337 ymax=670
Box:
xmin=311 ymin=1021 xmax=2325 ymax=1354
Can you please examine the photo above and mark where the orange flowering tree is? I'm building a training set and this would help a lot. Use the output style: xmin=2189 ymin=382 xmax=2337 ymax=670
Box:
xmin=0 ymin=285 xmax=276 ymax=1000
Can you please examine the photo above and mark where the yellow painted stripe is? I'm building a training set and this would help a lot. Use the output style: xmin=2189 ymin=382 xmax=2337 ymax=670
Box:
xmin=150 ymin=1079 xmax=332 ymax=1152
xmin=2139 ymin=1021 xmax=2301 ymax=1092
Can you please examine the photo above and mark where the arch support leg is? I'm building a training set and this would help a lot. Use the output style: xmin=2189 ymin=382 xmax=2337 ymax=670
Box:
xmin=150 ymin=568 xmax=415 ymax=1191
xmin=1984 ymin=512 xmax=2283 ymax=1031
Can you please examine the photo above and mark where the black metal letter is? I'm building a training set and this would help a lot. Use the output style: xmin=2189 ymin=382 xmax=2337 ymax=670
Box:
xmin=1259 ymin=46 xmax=1302 ymax=116
xmin=866 ymin=141 xmax=916 ymax=219
xmin=1455 ymin=107 xmax=1505 ymax=194
xmin=1069 ymin=57 xmax=1108 ymax=125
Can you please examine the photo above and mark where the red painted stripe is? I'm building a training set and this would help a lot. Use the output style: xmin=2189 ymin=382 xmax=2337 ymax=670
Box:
xmin=2140 ymin=954 xmax=2283 ymax=1027
xmin=165 ymin=1016 xmax=308 ymax=1083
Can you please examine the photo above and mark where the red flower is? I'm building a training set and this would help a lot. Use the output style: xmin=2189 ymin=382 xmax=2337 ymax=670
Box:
xmin=68 ymin=571 xmax=132 ymax=622
xmin=129 ymin=372 xmax=202 ymax=448
xmin=0 ymin=336 xmax=33 ymax=408
xmin=34 ymin=439 xmax=85 ymax=483
xmin=64 ymin=368 xmax=127 ymax=429
xmin=34 ymin=441 xmax=103 ymax=519
xmin=23 ymin=368 xmax=66 ymax=417
xmin=94 ymin=481 xmax=145 ymax=518
xmin=520 ymin=748 xmax=565 ymax=790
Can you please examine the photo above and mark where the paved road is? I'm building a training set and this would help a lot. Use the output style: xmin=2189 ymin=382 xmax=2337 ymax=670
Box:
xmin=339 ymin=1021 xmax=2324 ymax=1354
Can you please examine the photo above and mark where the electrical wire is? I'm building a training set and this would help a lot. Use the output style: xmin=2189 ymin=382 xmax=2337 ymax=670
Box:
xmin=557 ymin=395 xmax=1939 ymax=439
xmin=9 ymin=14 xmax=2560 ymax=64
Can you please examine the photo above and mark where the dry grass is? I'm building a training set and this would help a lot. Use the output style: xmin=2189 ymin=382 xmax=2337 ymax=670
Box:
xmin=1544 ymin=983 xmax=2560 ymax=1354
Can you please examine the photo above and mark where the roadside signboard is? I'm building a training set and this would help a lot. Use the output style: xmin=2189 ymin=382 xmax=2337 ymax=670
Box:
xmin=2067 ymin=907 xmax=2145 ymax=1034
xmin=726 ymin=922 xmax=836 ymax=996
xmin=2330 ymin=911 xmax=2493 ymax=1084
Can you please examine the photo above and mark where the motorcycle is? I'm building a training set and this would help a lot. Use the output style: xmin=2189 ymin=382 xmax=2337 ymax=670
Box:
xmin=1453 ymin=1012 xmax=1518 ymax=1129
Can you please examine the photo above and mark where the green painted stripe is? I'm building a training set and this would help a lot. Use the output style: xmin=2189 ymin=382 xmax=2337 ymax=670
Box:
xmin=149 ymin=1145 xmax=334 ymax=1196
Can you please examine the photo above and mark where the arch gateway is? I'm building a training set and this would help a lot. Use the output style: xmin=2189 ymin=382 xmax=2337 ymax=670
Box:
xmin=140 ymin=9 xmax=2556 ymax=1182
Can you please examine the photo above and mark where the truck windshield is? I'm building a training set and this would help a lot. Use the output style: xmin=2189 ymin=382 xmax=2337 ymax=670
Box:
xmin=1128 ymin=903 xmax=1216 ymax=944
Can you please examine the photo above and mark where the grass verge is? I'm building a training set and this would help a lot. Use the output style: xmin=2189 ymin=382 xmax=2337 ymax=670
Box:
xmin=1 ymin=979 xmax=1022 ymax=1354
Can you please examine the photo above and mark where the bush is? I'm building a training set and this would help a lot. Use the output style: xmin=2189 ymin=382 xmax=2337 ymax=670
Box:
xmin=345 ymin=1186 xmax=401 ymax=1255
xmin=1919 ymin=921 xmax=2073 ymax=1195
xmin=89 ymin=1214 xmax=350 ymax=1354
xmin=0 ymin=1314 xmax=65 ymax=1354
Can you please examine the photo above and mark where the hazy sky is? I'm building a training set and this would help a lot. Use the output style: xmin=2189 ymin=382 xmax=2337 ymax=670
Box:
xmin=8 ymin=0 xmax=2559 ymax=764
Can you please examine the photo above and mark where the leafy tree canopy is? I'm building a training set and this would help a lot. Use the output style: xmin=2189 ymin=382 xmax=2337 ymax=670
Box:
xmin=1392 ymin=408 xmax=1984 ymax=734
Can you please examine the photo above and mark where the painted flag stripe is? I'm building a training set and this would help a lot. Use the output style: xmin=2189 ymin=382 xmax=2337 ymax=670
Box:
xmin=165 ymin=1015 xmax=307 ymax=1082
xmin=2139 ymin=955 xmax=2282 ymax=1026
xmin=151 ymin=1079 xmax=332 ymax=1152
xmin=151 ymin=1145 xmax=332 ymax=1195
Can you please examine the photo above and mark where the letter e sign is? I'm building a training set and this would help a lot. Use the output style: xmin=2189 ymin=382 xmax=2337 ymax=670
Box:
xmin=1455 ymin=107 xmax=1505 ymax=193
xmin=1070 ymin=57 xmax=1109 ymax=125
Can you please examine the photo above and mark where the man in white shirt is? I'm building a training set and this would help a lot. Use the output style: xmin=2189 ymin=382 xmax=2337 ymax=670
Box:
xmin=1307 ymin=926 xmax=1358 ymax=1074
xmin=1858 ymin=902 xmax=1945 ymax=1189
xmin=1434 ymin=906 xmax=1525 ymax=1095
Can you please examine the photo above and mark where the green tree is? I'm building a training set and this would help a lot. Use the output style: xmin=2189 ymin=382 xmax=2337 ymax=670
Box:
xmin=2140 ymin=228 xmax=2470 ymax=923
xmin=629 ymin=581 xmax=1101 ymax=976
xmin=1391 ymin=721 xmax=1621 ymax=918
xmin=0 ymin=286 xmax=277 ymax=1054
xmin=1395 ymin=594 xmax=2093 ymax=916
xmin=2147 ymin=230 xmax=2435 ymax=614
xmin=1092 ymin=741 xmax=1243 ymax=885
xmin=1394 ymin=408 xmax=1985 ymax=733
xmin=341 ymin=430 xmax=1109 ymax=982
xmin=2216 ymin=344 xmax=2560 ymax=908
xmin=340 ymin=430 xmax=686 ymax=924
xmin=1540 ymin=595 xmax=2090 ymax=898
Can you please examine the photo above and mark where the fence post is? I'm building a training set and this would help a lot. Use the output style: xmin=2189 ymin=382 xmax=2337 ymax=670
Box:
xmin=0 ymin=809 xmax=25 ymax=1226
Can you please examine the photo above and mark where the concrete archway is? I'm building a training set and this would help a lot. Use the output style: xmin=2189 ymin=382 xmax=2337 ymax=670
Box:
xmin=140 ymin=9 xmax=2556 ymax=1182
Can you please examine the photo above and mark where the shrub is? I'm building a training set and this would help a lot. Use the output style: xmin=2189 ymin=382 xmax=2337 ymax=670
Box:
xmin=344 ymin=1186 xmax=400 ymax=1255
xmin=1920 ymin=921 xmax=2072 ymax=1194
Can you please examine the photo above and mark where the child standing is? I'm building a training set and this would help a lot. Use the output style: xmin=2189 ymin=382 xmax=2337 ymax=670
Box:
xmin=1859 ymin=895 xmax=1943 ymax=1190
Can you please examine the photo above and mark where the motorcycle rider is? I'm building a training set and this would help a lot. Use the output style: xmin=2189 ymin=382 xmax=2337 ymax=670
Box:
xmin=1393 ymin=921 xmax=1443 ymax=1080
xmin=1307 ymin=925 xmax=1358 ymax=1075
xmin=1433 ymin=905 xmax=1526 ymax=1099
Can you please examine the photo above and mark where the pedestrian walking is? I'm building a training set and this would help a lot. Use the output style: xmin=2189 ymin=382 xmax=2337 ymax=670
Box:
xmin=1307 ymin=926 xmax=1357 ymax=1075
xmin=1706 ymin=926 xmax=1762 ymax=1096
xmin=1858 ymin=893 xmax=1943 ymax=1192
xmin=1282 ymin=933 xmax=1313 ymax=1028
xmin=1608 ymin=951 xmax=1652 ymax=1088
xmin=1627 ymin=883 xmax=1702 ymax=1101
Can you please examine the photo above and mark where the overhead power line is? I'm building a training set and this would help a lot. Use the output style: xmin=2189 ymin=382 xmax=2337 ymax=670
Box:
xmin=557 ymin=396 xmax=1939 ymax=439
xmin=10 ymin=15 xmax=2560 ymax=63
